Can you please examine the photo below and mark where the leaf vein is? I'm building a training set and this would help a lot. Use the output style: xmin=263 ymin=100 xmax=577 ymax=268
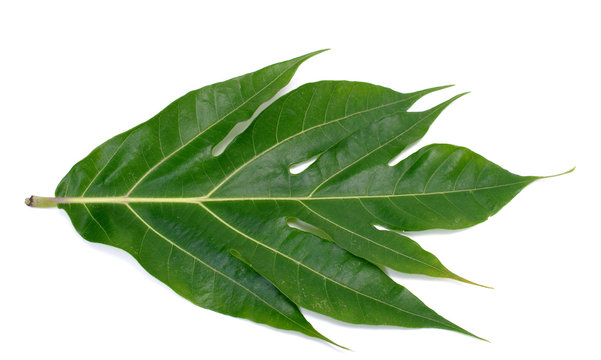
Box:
xmin=299 ymin=200 xmax=451 ymax=274
xmin=124 ymin=204 xmax=315 ymax=334
xmin=196 ymin=202 xmax=453 ymax=327
xmin=126 ymin=59 xmax=305 ymax=196
xmin=206 ymin=93 xmax=426 ymax=197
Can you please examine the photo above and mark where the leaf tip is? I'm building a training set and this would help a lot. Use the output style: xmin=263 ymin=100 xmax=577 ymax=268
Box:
xmin=304 ymin=48 xmax=330 ymax=59
xmin=538 ymin=166 xmax=576 ymax=180
xmin=332 ymin=341 xmax=351 ymax=351
xmin=456 ymin=276 xmax=494 ymax=289
xmin=446 ymin=91 xmax=470 ymax=104
xmin=555 ymin=166 xmax=576 ymax=177
xmin=460 ymin=328 xmax=489 ymax=342
xmin=428 ymin=91 xmax=470 ymax=113
xmin=312 ymin=331 xmax=349 ymax=350
xmin=411 ymin=84 xmax=456 ymax=99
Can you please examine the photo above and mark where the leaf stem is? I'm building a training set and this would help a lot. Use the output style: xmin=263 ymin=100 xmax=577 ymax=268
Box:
xmin=25 ymin=196 xmax=63 ymax=208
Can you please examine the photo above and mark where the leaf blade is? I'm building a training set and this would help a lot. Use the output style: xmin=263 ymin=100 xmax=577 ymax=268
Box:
xmin=308 ymin=143 xmax=538 ymax=231
xmin=61 ymin=200 xmax=336 ymax=344
xmin=42 ymin=52 xmax=552 ymax=345
xmin=197 ymin=200 xmax=477 ymax=337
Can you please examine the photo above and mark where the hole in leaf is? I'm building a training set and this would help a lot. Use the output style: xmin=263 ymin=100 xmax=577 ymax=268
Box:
xmin=289 ymin=154 xmax=320 ymax=174
xmin=373 ymin=224 xmax=389 ymax=231
xmin=373 ymin=223 xmax=405 ymax=235
xmin=211 ymin=88 xmax=288 ymax=157
xmin=286 ymin=217 xmax=333 ymax=241
xmin=212 ymin=118 xmax=253 ymax=156
xmin=387 ymin=140 xmax=422 ymax=167
xmin=387 ymin=152 xmax=405 ymax=167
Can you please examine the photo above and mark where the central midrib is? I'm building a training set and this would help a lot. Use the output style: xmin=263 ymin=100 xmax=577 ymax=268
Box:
xmin=57 ymin=180 xmax=532 ymax=205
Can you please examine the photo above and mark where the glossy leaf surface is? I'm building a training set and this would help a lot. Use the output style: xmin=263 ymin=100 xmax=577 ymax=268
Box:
xmin=35 ymin=51 xmax=545 ymax=345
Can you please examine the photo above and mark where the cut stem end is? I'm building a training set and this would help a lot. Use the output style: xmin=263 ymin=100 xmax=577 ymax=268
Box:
xmin=25 ymin=196 xmax=62 ymax=208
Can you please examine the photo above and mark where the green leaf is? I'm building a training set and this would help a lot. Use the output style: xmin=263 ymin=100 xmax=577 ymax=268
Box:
xmin=26 ymin=51 xmax=558 ymax=346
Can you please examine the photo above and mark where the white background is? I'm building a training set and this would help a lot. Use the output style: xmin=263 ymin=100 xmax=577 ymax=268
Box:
xmin=1 ymin=1 xmax=599 ymax=359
